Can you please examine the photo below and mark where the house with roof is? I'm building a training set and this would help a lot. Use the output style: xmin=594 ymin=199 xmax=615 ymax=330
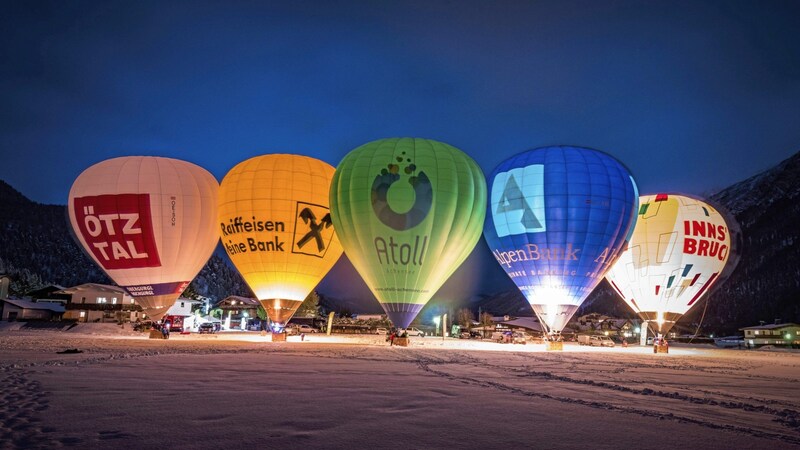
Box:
xmin=740 ymin=322 xmax=800 ymax=348
xmin=0 ymin=298 xmax=65 ymax=321
xmin=216 ymin=295 xmax=261 ymax=330
xmin=54 ymin=283 xmax=143 ymax=323
xmin=572 ymin=313 xmax=640 ymax=339
xmin=24 ymin=284 xmax=69 ymax=302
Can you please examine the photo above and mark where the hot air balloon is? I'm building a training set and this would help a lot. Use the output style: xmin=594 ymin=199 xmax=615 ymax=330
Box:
xmin=218 ymin=154 xmax=342 ymax=333
xmin=67 ymin=156 xmax=219 ymax=322
xmin=330 ymin=138 xmax=486 ymax=329
xmin=606 ymin=194 xmax=736 ymax=339
xmin=483 ymin=146 xmax=639 ymax=336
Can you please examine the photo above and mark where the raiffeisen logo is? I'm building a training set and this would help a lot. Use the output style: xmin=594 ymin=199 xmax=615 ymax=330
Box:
xmin=292 ymin=202 xmax=335 ymax=258
xmin=72 ymin=194 xmax=161 ymax=270
xmin=491 ymin=165 xmax=546 ymax=237
xmin=371 ymin=151 xmax=432 ymax=267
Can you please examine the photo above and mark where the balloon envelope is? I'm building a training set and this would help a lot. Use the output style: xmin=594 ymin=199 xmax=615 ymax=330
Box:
xmin=218 ymin=154 xmax=342 ymax=330
xmin=330 ymin=138 xmax=487 ymax=329
xmin=606 ymin=194 xmax=734 ymax=336
xmin=67 ymin=156 xmax=219 ymax=321
xmin=483 ymin=146 xmax=639 ymax=333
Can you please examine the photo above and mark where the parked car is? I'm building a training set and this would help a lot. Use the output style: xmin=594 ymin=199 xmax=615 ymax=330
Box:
xmin=375 ymin=327 xmax=388 ymax=335
xmin=198 ymin=322 xmax=216 ymax=334
xmin=578 ymin=335 xmax=615 ymax=347
xmin=287 ymin=324 xmax=318 ymax=335
xmin=398 ymin=327 xmax=426 ymax=337
xmin=460 ymin=329 xmax=483 ymax=339
xmin=511 ymin=331 xmax=529 ymax=344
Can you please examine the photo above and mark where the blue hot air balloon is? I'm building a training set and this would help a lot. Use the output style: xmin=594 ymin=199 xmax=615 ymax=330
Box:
xmin=484 ymin=146 xmax=639 ymax=334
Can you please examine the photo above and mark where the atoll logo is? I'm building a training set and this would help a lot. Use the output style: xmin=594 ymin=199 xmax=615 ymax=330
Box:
xmin=371 ymin=151 xmax=433 ymax=231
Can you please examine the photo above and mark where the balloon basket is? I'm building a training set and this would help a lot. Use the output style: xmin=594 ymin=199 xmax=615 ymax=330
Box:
xmin=655 ymin=343 xmax=669 ymax=354
xmin=546 ymin=341 xmax=563 ymax=351
xmin=271 ymin=332 xmax=287 ymax=342
xmin=149 ymin=330 xmax=167 ymax=339
xmin=394 ymin=337 xmax=410 ymax=347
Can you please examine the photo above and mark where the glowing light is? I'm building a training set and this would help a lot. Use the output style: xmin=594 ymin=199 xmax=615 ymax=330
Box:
xmin=219 ymin=154 xmax=343 ymax=329
xmin=606 ymin=194 xmax=736 ymax=337
xmin=330 ymin=138 xmax=487 ymax=329
xmin=67 ymin=156 xmax=219 ymax=321
xmin=484 ymin=146 xmax=638 ymax=334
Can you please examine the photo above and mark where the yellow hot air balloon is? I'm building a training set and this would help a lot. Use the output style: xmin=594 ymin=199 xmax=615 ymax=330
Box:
xmin=67 ymin=156 xmax=219 ymax=321
xmin=218 ymin=154 xmax=343 ymax=332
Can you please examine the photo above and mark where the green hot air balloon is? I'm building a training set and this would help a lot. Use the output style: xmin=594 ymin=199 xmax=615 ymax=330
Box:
xmin=330 ymin=138 xmax=487 ymax=329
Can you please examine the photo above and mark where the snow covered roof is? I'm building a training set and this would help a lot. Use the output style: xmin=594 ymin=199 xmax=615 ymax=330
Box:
xmin=1 ymin=298 xmax=65 ymax=312
xmin=500 ymin=316 xmax=544 ymax=332
xmin=739 ymin=323 xmax=799 ymax=331
xmin=54 ymin=283 xmax=127 ymax=295
xmin=217 ymin=295 xmax=259 ymax=307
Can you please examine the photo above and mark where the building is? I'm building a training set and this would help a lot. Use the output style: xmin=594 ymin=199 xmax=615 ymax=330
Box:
xmin=24 ymin=285 xmax=69 ymax=305
xmin=352 ymin=314 xmax=386 ymax=321
xmin=740 ymin=323 xmax=800 ymax=348
xmin=216 ymin=296 xmax=261 ymax=330
xmin=0 ymin=298 xmax=65 ymax=321
xmin=573 ymin=313 xmax=641 ymax=339
xmin=163 ymin=298 xmax=203 ymax=331
xmin=54 ymin=283 xmax=143 ymax=323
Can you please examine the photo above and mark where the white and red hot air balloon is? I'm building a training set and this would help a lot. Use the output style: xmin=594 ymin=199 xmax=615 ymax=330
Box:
xmin=606 ymin=194 xmax=737 ymax=340
xmin=67 ymin=156 xmax=219 ymax=322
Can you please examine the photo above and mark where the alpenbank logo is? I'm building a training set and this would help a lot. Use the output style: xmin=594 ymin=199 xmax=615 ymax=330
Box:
xmin=292 ymin=202 xmax=335 ymax=258
xmin=492 ymin=165 xmax=546 ymax=237
xmin=72 ymin=194 xmax=161 ymax=269
xmin=371 ymin=151 xmax=433 ymax=231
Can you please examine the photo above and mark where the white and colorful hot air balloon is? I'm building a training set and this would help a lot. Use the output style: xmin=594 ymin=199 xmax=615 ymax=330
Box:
xmin=68 ymin=156 xmax=219 ymax=321
xmin=606 ymin=194 xmax=736 ymax=337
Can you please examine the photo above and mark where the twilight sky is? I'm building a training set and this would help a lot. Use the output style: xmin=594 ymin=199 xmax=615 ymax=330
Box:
xmin=2 ymin=1 xmax=799 ymax=303
xmin=3 ymin=0 xmax=799 ymax=206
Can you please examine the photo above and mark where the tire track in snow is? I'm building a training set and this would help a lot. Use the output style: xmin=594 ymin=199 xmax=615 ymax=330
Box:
xmin=404 ymin=350 xmax=800 ymax=446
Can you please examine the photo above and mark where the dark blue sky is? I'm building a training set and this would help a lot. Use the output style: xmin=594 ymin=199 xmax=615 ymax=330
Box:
xmin=2 ymin=0 xmax=799 ymax=304
xmin=3 ymin=0 xmax=799 ymax=206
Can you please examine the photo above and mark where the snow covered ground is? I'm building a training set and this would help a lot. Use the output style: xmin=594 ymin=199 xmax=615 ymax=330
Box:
xmin=1 ymin=325 xmax=799 ymax=449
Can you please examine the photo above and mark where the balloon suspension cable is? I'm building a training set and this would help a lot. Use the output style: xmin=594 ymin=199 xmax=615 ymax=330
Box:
xmin=539 ymin=318 xmax=552 ymax=338
xmin=687 ymin=297 xmax=711 ymax=345
xmin=645 ymin=320 xmax=658 ymax=340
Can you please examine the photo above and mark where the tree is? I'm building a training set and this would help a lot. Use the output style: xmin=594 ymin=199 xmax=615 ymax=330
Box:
xmin=480 ymin=311 xmax=494 ymax=338
xmin=457 ymin=308 xmax=474 ymax=329
xmin=296 ymin=291 xmax=321 ymax=318
xmin=255 ymin=304 xmax=268 ymax=331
